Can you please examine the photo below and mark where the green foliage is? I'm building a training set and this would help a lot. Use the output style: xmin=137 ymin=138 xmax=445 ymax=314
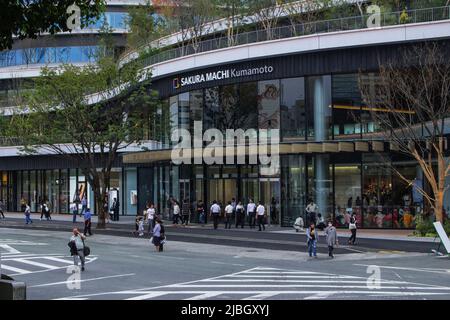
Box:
xmin=0 ymin=0 xmax=105 ymax=50
xmin=414 ymin=214 xmax=435 ymax=236
xmin=126 ymin=1 xmax=164 ymax=52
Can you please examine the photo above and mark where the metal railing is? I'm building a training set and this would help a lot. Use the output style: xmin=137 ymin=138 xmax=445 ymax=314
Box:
xmin=0 ymin=136 xmax=24 ymax=147
xmin=137 ymin=6 xmax=450 ymax=69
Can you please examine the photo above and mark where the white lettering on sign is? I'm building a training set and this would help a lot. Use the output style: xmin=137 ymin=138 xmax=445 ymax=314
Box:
xmin=177 ymin=65 xmax=274 ymax=88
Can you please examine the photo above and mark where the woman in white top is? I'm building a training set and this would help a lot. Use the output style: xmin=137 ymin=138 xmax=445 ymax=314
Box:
xmin=146 ymin=203 xmax=156 ymax=235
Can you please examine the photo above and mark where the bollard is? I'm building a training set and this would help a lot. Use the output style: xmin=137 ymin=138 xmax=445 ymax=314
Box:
xmin=0 ymin=278 xmax=27 ymax=300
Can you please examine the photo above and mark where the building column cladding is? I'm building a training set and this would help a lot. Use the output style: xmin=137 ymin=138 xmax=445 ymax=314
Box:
xmin=314 ymin=76 xmax=332 ymax=220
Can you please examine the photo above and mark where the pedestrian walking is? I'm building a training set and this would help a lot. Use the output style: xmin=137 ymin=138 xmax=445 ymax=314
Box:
xmin=146 ymin=203 xmax=156 ymax=235
xmin=83 ymin=207 xmax=93 ymax=236
xmin=159 ymin=220 xmax=166 ymax=252
xmin=256 ymin=201 xmax=266 ymax=231
xmin=224 ymin=201 xmax=233 ymax=229
xmin=231 ymin=198 xmax=237 ymax=226
xmin=137 ymin=216 xmax=145 ymax=237
xmin=348 ymin=214 xmax=357 ymax=245
xmin=306 ymin=223 xmax=318 ymax=258
xmin=247 ymin=199 xmax=256 ymax=229
xmin=111 ymin=198 xmax=120 ymax=221
xmin=71 ymin=203 xmax=78 ymax=223
xmin=181 ymin=199 xmax=190 ymax=226
xmin=325 ymin=221 xmax=338 ymax=258
xmin=152 ymin=219 xmax=162 ymax=252
xmin=197 ymin=200 xmax=205 ymax=226
xmin=210 ymin=200 xmax=221 ymax=230
xmin=43 ymin=202 xmax=51 ymax=220
xmin=235 ymin=201 xmax=245 ymax=228
xmin=80 ymin=196 xmax=87 ymax=215
xmin=69 ymin=228 xmax=86 ymax=271
xmin=24 ymin=203 xmax=32 ymax=224
xmin=306 ymin=199 xmax=319 ymax=226
xmin=172 ymin=200 xmax=181 ymax=225
xmin=40 ymin=200 xmax=46 ymax=220
xmin=0 ymin=200 xmax=5 ymax=219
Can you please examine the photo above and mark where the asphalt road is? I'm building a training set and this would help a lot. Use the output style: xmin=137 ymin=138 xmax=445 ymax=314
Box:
xmin=1 ymin=227 xmax=450 ymax=300
xmin=0 ymin=217 xmax=440 ymax=255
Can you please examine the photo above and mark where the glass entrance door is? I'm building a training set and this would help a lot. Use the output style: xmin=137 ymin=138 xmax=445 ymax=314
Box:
xmin=179 ymin=179 xmax=190 ymax=202
xmin=207 ymin=179 xmax=237 ymax=209
xmin=260 ymin=178 xmax=280 ymax=226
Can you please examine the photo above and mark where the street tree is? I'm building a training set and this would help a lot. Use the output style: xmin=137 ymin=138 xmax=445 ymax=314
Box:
xmin=0 ymin=0 xmax=105 ymax=50
xmin=359 ymin=43 xmax=450 ymax=223
xmin=9 ymin=38 xmax=159 ymax=228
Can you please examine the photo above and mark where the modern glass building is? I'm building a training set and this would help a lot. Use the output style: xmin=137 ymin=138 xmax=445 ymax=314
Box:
xmin=1 ymin=4 xmax=450 ymax=229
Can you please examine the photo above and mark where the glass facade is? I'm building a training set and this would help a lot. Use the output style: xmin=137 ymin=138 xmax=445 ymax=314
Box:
xmin=0 ymin=73 xmax=435 ymax=228
xmin=0 ymin=46 xmax=98 ymax=68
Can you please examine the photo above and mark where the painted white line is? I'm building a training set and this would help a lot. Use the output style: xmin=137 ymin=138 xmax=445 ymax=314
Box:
xmin=30 ymin=273 xmax=136 ymax=288
xmin=0 ymin=264 xmax=31 ymax=274
xmin=42 ymin=257 xmax=76 ymax=265
xmin=184 ymin=292 xmax=223 ymax=300
xmin=225 ymin=275 xmax=362 ymax=278
xmin=0 ymin=244 xmax=21 ymax=254
xmin=9 ymin=257 xmax=98 ymax=277
xmin=125 ymin=292 xmax=170 ymax=300
xmin=304 ymin=292 xmax=336 ymax=300
xmin=173 ymin=284 xmax=450 ymax=290
xmin=200 ymin=279 xmax=410 ymax=284
xmin=244 ymin=271 xmax=321 ymax=274
xmin=354 ymin=264 xmax=450 ymax=274
xmin=15 ymin=258 xmax=59 ymax=270
xmin=60 ymin=290 xmax=449 ymax=300
xmin=241 ymin=292 xmax=278 ymax=300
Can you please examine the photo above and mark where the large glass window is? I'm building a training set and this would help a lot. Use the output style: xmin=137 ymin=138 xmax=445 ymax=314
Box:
xmin=332 ymin=74 xmax=362 ymax=140
xmin=281 ymin=155 xmax=306 ymax=226
xmin=334 ymin=161 xmax=362 ymax=227
xmin=280 ymin=77 xmax=306 ymax=141
xmin=362 ymin=154 xmax=393 ymax=228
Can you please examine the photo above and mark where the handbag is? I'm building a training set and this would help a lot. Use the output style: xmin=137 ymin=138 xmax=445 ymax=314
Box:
xmin=83 ymin=246 xmax=90 ymax=256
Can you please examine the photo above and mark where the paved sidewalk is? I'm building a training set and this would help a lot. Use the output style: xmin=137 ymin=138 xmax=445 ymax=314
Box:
xmin=0 ymin=211 xmax=434 ymax=242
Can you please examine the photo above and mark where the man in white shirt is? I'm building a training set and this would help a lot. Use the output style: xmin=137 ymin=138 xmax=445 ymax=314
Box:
xmin=172 ymin=200 xmax=180 ymax=225
xmin=224 ymin=201 xmax=234 ymax=229
xmin=210 ymin=200 xmax=221 ymax=230
xmin=256 ymin=202 xmax=266 ymax=231
xmin=246 ymin=199 xmax=256 ymax=229
xmin=306 ymin=199 xmax=318 ymax=226
xmin=146 ymin=203 xmax=156 ymax=235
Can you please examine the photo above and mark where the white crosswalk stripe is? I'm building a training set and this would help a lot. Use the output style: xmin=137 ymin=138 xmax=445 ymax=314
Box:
xmin=1 ymin=255 xmax=97 ymax=276
xmin=56 ymin=266 xmax=450 ymax=300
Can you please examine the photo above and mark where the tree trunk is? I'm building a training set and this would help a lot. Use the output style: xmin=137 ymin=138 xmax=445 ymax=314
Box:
xmin=95 ymin=192 xmax=106 ymax=229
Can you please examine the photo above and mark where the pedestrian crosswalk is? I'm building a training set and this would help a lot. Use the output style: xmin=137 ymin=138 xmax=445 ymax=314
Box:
xmin=1 ymin=253 xmax=97 ymax=276
xmin=57 ymin=266 xmax=450 ymax=300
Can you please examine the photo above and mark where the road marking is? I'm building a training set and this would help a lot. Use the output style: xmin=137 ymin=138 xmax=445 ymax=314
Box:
xmin=185 ymin=292 xmax=222 ymax=300
xmin=125 ymin=292 xmax=170 ymax=300
xmin=0 ymin=244 xmax=21 ymax=254
xmin=30 ymin=273 xmax=136 ymax=288
xmin=242 ymin=292 xmax=278 ymax=300
xmin=354 ymin=264 xmax=450 ymax=275
xmin=15 ymin=258 xmax=60 ymax=270
xmin=0 ymin=264 xmax=31 ymax=274
xmin=55 ymin=266 xmax=450 ymax=300
xmin=42 ymin=257 xmax=78 ymax=265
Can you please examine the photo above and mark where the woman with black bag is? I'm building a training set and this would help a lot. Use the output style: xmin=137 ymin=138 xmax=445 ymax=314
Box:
xmin=69 ymin=228 xmax=87 ymax=271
